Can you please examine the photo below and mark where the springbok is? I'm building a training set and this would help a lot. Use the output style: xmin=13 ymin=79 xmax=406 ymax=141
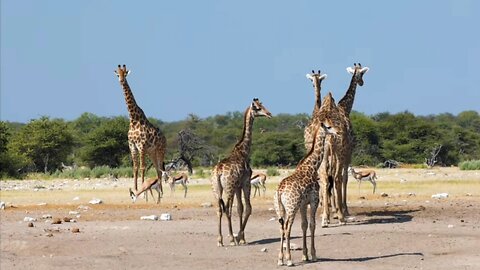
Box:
xmin=166 ymin=172 xmax=189 ymax=198
xmin=250 ymin=173 xmax=267 ymax=197
xmin=348 ymin=167 xmax=377 ymax=194
xmin=129 ymin=175 xmax=166 ymax=204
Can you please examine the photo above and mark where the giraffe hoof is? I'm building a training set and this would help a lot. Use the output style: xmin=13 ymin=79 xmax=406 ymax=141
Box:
xmin=302 ymin=255 xmax=309 ymax=261
xmin=217 ymin=242 xmax=223 ymax=247
xmin=286 ymin=260 xmax=294 ymax=267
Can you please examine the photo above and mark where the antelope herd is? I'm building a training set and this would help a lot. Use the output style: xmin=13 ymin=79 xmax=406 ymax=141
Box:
xmin=118 ymin=63 xmax=372 ymax=266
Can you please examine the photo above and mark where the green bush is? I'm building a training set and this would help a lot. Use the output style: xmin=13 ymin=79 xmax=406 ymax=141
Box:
xmin=192 ymin=168 xmax=210 ymax=179
xmin=91 ymin=165 xmax=111 ymax=178
xmin=266 ymin=167 xmax=280 ymax=176
xmin=459 ymin=160 xmax=480 ymax=170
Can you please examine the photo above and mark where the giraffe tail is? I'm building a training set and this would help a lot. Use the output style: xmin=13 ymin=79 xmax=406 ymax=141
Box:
xmin=275 ymin=191 xmax=285 ymax=227
xmin=219 ymin=198 xmax=226 ymax=214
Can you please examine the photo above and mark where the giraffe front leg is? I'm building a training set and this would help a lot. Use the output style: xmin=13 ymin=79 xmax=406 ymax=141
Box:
xmin=129 ymin=144 xmax=139 ymax=191
xmin=139 ymin=152 xmax=148 ymax=202
xmin=320 ymin=177 xmax=330 ymax=228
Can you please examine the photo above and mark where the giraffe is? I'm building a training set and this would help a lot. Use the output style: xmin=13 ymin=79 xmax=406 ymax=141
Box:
xmin=335 ymin=63 xmax=369 ymax=216
xmin=275 ymin=93 xmax=342 ymax=266
xmin=304 ymin=70 xmax=328 ymax=151
xmin=211 ymin=98 xmax=272 ymax=247
xmin=115 ymin=65 xmax=167 ymax=202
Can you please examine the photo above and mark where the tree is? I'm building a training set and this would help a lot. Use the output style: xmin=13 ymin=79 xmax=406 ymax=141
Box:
xmin=80 ymin=117 xmax=130 ymax=167
xmin=350 ymin=112 xmax=382 ymax=166
xmin=9 ymin=117 xmax=74 ymax=173
xmin=174 ymin=128 xmax=208 ymax=174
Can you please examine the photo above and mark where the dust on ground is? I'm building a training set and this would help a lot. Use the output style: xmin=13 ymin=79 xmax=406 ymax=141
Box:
xmin=1 ymin=167 xmax=480 ymax=270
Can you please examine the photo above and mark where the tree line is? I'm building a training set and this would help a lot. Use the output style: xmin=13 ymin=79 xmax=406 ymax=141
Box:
xmin=0 ymin=110 xmax=479 ymax=178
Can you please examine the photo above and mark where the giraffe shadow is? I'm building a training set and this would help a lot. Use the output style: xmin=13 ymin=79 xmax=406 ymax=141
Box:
xmin=249 ymin=236 xmax=301 ymax=245
xmin=296 ymin=252 xmax=424 ymax=266
xmin=349 ymin=209 xmax=420 ymax=225
xmin=249 ymin=232 xmax=352 ymax=245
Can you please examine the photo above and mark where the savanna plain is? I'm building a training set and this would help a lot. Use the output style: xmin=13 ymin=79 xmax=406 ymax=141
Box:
xmin=1 ymin=167 xmax=480 ymax=270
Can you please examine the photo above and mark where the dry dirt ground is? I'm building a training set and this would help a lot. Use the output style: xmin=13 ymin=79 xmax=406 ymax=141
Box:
xmin=1 ymin=167 xmax=480 ymax=270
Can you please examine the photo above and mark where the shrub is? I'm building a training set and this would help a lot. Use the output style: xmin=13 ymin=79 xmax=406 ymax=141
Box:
xmin=459 ymin=160 xmax=480 ymax=170
xmin=91 ymin=165 xmax=111 ymax=178
xmin=193 ymin=168 xmax=210 ymax=179
xmin=266 ymin=167 xmax=280 ymax=176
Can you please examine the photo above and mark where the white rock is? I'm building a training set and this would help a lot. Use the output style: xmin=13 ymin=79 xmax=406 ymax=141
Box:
xmin=69 ymin=211 xmax=79 ymax=215
xmin=24 ymin=217 xmax=37 ymax=222
xmin=72 ymin=197 xmax=80 ymax=201
xmin=140 ymin=215 xmax=158 ymax=221
xmin=89 ymin=198 xmax=103 ymax=205
xmin=41 ymin=214 xmax=52 ymax=219
xmin=160 ymin=213 xmax=172 ymax=221
xmin=268 ymin=208 xmax=275 ymax=211
xmin=0 ymin=201 xmax=5 ymax=210
xmin=269 ymin=217 xmax=276 ymax=221
xmin=431 ymin=193 xmax=449 ymax=199
xmin=261 ymin=248 xmax=268 ymax=252
xmin=37 ymin=202 xmax=47 ymax=206
xmin=447 ymin=224 xmax=454 ymax=228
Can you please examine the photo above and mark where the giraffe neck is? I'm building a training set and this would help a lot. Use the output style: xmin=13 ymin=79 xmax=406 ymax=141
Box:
xmin=312 ymin=79 xmax=322 ymax=115
xmin=298 ymin=131 xmax=327 ymax=171
xmin=120 ymin=79 xmax=146 ymax=122
xmin=233 ymin=107 xmax=255 ymax=159
xmin=338 ymin=74 xmax=358 ymax=115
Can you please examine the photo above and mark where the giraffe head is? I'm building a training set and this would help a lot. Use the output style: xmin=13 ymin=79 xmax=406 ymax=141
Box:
xmin=306 ymin=70 xmax=327 ymax=89
xmin=114 ymin=64 xmax=131 ymax=82
xmin=250 ymin=98 xmax=272 ymax=119
xmin=346 ymin=63 xmax=369 ymax=86
xmin=317 ymin=92 xmax=342 ymax=135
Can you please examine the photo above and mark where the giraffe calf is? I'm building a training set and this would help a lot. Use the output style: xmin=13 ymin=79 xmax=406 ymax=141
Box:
xmin=129 ymin=177 xmax=163 ymax=204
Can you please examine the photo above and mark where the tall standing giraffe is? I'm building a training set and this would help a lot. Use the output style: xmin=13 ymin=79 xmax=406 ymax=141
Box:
xmin=211 ymin=98 xmax=272 ymax=247
xmin=115 ymin=65 xmax=167 ymax=201
xmin=275 ymin=93 xmax=342 ymax=266
xmin=304 ymin=70 xmax=327 ymax=151
xmin=336 ymin=63 xmax=369 ymax=216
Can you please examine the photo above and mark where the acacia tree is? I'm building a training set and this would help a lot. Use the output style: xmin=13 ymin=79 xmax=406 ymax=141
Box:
xmin=174 ymin=128 xmax=207 ymax=174
xmin=80 ymin=117 xmax=129 ymax=167
xmin=9 ymin=117 xmax=74 ymax=173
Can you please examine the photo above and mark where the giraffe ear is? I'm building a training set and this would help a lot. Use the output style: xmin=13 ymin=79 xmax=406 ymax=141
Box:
xmin=360 ymin=67 xmax=369 ymax=74
xmin=319 ymin=74 xmax=327 ymax=80
xmin=346 ymin=67 xmax=355 ymax=74
xmin=306 ymin=74 xmax=313 ymax=80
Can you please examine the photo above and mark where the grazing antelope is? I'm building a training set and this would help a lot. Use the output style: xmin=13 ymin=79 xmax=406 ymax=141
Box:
xmin=166 ymin=172 xmax=189 ymax=198
xmin=129 ymin=173 xmax=167 ymax=204
xmin=250 ymin=173 xmax=267 ymax=197
xmin=348 ymin=167 xmax=377 ymax=194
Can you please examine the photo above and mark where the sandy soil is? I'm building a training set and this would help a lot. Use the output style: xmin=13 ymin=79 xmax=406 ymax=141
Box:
xmin=1 ymin=167 xmax=480 ymax=270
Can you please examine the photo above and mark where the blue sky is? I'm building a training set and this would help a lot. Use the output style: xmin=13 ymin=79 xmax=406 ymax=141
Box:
xmin=1 ymin=0 xmax=479 ymax=123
